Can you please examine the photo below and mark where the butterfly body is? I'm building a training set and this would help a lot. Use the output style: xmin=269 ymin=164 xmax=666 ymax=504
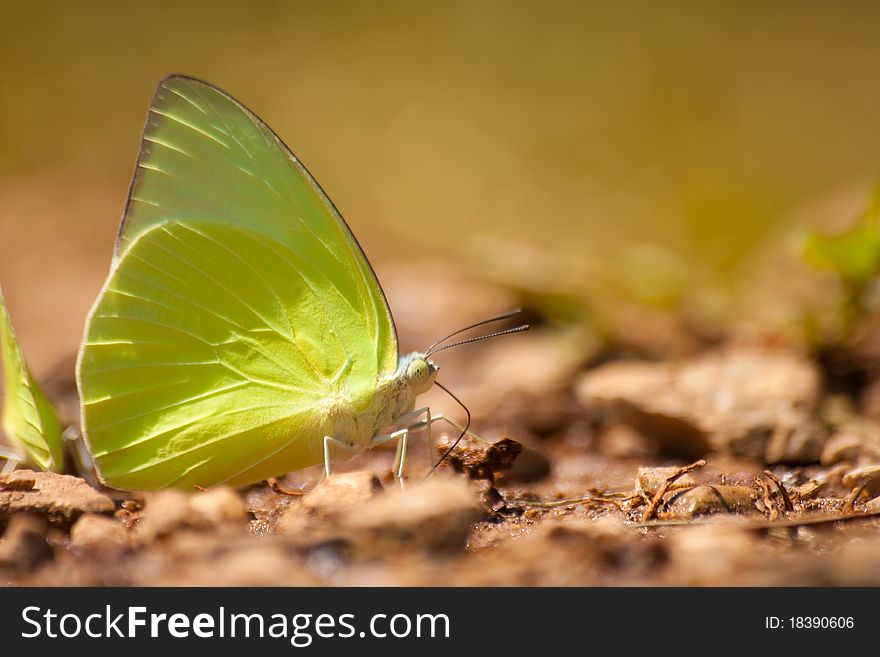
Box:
xmin=325 ymin=352 xmax=438 ymax=452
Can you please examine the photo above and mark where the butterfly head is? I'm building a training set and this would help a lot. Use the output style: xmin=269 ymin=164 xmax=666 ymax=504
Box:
xmin=403 ymin=353 xmax=439 ymax=395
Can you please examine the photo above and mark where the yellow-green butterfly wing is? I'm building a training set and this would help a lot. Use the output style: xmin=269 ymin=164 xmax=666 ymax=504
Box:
xmin=0 ymin=285 xmax=64 ymax=471
xmin=77 ymin=76 xmax=398 ymax=489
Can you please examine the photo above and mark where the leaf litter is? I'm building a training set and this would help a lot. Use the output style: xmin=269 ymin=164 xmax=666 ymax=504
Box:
xmin=4 ymin=265 xmax=880 ymax=585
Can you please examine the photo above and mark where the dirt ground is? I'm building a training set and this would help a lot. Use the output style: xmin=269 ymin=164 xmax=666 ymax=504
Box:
xmin=3 ymin=262 xmax=880 ymax=587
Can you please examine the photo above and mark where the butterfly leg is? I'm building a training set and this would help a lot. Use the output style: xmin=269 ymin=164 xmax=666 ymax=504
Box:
xmin=322 ymin=435 xmax=359 ymax=479
xmin=0 ymin=445 xmax=24 ymax=476
xmin=62 ymin=426 xmax=104 ymax=490
xmin=322 ymin=435 xmax=335 ymax=478
xmin=371 ymin=407 xmax=433 ymax=485
xmin=383 ymin=412 xmax=481 ymax=444
xmin=371 ymin=408 xmax=490 ymax=476
xmin=424 ymin=414 xmax=493 ymax=473
xmin=392 ymin=431 xmax=408 ymax=483
xmin=392 ymin=407 xmax=433 ymax=483
xmin=428 ymin=414 xmax=480 ymax=439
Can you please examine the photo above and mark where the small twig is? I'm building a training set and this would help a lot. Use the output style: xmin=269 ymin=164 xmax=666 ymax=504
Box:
xmin=756 ymin=476 xmax=779 ymax=522
xmin=641 ymin=459 xmax=707 ymax=522
xmin=630 ymin=509 xmax=880 ymax=530
xmin=512 ymin=494 xmax=632 ymax=511
xmin=845 ymin=481 xmax=871 ymax=511
xmin=763 ymin=470 xmax=794 ymax=512
xmin=791 ymin=480 xmax=824 ymax=501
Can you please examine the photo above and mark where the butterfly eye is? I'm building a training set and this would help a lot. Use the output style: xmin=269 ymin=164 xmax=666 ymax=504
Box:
xmin=406 ymin=359 xmax=428 ymax=383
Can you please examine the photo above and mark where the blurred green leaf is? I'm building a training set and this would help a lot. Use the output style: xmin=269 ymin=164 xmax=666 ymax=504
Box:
xmin=611 ymin=244 xmax=688 ymax=310
xmin=802 ymin=190 xmax=880 ymax=285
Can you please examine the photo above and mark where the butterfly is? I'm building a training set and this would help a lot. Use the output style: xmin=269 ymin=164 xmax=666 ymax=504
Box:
xmin=76 ymin=75 xmax=526 ymax=490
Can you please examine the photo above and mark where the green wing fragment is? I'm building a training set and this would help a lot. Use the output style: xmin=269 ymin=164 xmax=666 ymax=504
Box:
xmin=0 ymin=285 xmax=64 ymax=471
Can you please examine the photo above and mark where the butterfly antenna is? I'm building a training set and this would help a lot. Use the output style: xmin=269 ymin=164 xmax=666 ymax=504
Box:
xmin=425 ymin=324 xmax=530 ymax=357
xmin=428 ymin=380 xmax=471 ymax=476
xmin=424 ymin=308 xmax=524 ymax=355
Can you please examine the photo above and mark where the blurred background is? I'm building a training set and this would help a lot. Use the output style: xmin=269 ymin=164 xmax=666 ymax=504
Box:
xmin=2 ymin=0 xmax=880 ymax=372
